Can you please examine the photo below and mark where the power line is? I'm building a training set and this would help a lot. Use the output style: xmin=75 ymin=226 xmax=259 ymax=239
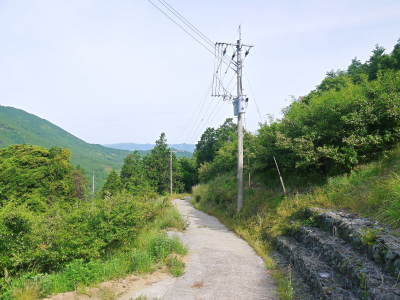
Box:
xmin=183 ymin=79 xmax=214 ymax=142
xmin=244 ymin=69 xmax=264 ymax=123
xmin=157 ymin=0 xmax=214 ymax=47
xmin=146 ymin=0 xmax=235 ymax=70
xmin=189 ymin=97 xmax=219 ymax=141
xmin=147 ymin=0 xmax=215 ymax=56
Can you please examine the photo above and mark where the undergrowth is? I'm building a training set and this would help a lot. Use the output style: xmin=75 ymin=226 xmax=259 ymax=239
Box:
xmin=4 ymin=197 xmax=187 ymax=300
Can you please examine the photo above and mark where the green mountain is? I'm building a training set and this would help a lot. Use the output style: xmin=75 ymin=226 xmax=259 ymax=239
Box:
xmin=0 ymin=105 xmax=130 ymax=189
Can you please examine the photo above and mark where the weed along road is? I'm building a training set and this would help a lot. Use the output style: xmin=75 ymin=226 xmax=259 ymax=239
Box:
xmin=124 ymin=198 xmax=277 ymax=300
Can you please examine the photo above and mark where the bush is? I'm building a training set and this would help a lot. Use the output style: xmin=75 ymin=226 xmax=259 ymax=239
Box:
xmin=0 ymin=145 xmax=84 ymax=207
xmin=0 ymin=192 xmax=159 ymax=279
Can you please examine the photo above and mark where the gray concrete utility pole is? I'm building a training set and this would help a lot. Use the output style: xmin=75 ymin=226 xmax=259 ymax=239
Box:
xmin=213 ymin=26 xmax=253 ymax=212
xmin=236 ymin=26 xmax=244 ymax=211
xmin=170 ymin=150 xmax=173 ymax=195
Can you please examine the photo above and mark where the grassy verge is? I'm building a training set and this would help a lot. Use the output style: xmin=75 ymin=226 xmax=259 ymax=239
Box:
xmin=5 ymin=198 xmax=187 ymax=300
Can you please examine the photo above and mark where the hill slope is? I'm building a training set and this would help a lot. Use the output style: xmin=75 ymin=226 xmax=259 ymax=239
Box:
xmin=0 ymin=105 xmax=130 ymax=189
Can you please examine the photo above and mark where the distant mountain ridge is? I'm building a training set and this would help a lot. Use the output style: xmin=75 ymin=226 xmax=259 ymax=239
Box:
xmin=105 ymin=143 xmax=195 ymax=153
xmin=0 ymin=105 xmax=130 ymax=189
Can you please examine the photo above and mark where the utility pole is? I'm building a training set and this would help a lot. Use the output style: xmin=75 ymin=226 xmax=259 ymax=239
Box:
xmin=92 ymin=170 xmax=95 ymax=194
xmin=236 ymin=26 xmax=244 ymax=211
xmin=170 ymin=150 xmax=173 ymax=195
xmin=213 ymin=26 xmax=253 ymax=212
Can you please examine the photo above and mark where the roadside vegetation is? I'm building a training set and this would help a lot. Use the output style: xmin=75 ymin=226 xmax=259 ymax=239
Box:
xmin=190 ymin=40 xmax=400 ymax=299
xmin=0 ymin=142 xmax=187 ymax=300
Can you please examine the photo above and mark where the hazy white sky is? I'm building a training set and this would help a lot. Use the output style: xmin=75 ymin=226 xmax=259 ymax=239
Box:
xmin=1 ymin=0 xmax=400 ymax=144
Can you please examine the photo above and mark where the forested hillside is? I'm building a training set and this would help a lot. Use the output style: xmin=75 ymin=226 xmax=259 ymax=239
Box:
xmin=0 ymin=106 xmax=130 ymax=188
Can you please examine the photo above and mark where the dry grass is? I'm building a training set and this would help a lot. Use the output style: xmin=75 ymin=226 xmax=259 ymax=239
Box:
xmin=12 ymin=283 xmax=40 ymax=300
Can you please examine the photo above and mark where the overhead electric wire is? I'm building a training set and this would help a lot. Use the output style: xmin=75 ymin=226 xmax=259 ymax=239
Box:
xmin=147 ymin=0 xmax=235 ymax=71
xmin=157 ymin=0 xmax=214 ymax=47
xmin=192 ymin=71 xmax=236 ymax=140
xmin=189 ymin=97 xmax=219 ymax=140
xmin=183 ymin=79 xmax=214 ymax=141
xmin=193 ymin=99 xmax=223 ymax=140
xmin=147 ymin=0 xmax=215 ymax=57
xmin=244 ymin=69 xmax=264 ymax=123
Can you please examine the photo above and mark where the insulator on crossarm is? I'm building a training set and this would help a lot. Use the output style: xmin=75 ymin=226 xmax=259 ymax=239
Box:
xmin=245 ymin=49 xmax=250 ymax=57
xmin=232 ymin=53 xmax=236 ymax=60
xmin=223 ymin=47 xmax=227 ymax=56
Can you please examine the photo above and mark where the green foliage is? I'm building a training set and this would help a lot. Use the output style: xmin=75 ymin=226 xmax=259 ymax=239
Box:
xmin=144 ymin=133 xmax=175 ymax=194
xmin=0 ymin=196 xmax=187 ymax=299
xmin=254 ymin=69 xmax=400 ymax=184
xmin=0 ymin=105 xmax=130 ymax=190
xmin=360 ymin=228 xmax=380 ymax=246
xmin=166 ymin=256 xmax=185 ymax=277
xmin=194 ymin=118 xmax=236 ymax=168
xmin=193 ymin=174 xmax=236 ymax=208
xmin=0 ymin=145 xmax=82 ymax=207
xmin=0 ymin=193 xmax=155 ymax=278
xmin=193 ymin=40 xmax=400 ymax=190
xmin=101 ymin=170 xmax=122 ymax=197
xmin=105 ymin=133 xmax=187 ymax=196
xmin=179 ymin=157 xmax=197 ymax=192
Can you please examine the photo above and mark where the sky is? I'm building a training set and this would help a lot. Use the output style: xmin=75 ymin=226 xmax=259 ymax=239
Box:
xmin=1 ymin=1 xmax=400 ymax=144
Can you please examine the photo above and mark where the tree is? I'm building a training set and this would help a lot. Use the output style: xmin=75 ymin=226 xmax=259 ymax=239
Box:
xmin=101 ymin=170 xmax=122 ymax=197
xmin=347 ymin=58 xmax=367 ymax=84
xmin=121 ymin=151 xmax=144 ymax=186
xmin=390 ymin=39 xmax=400 ymax=70
xmin=179 ymin=157 xmax=196 ymax=192
xmin=367 ymin=45 xmax=386 ymax=80
xmin=144 ymin=133 xmax=171 ymax=194
xmin=71 ymin=166 xmax=88 ymax=201
xmin=317 ymin=70 xmax=348 ymax=92
xmin=194 ymin=118 xmax=236 ymax=168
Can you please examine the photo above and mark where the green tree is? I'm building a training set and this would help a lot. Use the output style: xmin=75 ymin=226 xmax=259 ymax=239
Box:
xmin=144 ymin=133 xmax=171 ymax=194
xmin=347 ymin=58 xmax=367 ymax=84
xmin=71 ymin=166 xmax=88 ymax=201
xmin=317 ymin=70 xmax=348 ymax=92
xmin=194 ymin=118 xmax=236 ymax=168
xmin=179 ymin=157 xmax=197 ymax=192
xmin=0 ymin=145 xmax=81 ymax=208
xmin=121 ymin=151 xmax=145 ymax=186
xmin=367 ymin=45 xmax=387 ymax=80
xmin=101 ymin=170 xmax=122 ymax=197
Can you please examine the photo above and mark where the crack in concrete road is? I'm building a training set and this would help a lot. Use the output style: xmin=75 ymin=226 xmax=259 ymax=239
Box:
xmin=121 ymin=198 xmax=277 ymax=300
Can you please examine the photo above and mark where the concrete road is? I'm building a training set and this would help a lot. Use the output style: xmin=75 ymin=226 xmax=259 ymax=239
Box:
xmin=123 ymin=198 xmax=277 ymax=300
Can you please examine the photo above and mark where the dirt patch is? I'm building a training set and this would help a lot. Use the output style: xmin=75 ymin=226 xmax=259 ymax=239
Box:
xmin=43 ymin=270 xmax=171 ymax=300
xmin=191 ymin=281 xmax=204 ymax=289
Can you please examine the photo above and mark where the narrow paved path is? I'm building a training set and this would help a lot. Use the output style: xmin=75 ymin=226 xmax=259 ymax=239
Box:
xmin=122 ymin=198 xmax=277 ymax=300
